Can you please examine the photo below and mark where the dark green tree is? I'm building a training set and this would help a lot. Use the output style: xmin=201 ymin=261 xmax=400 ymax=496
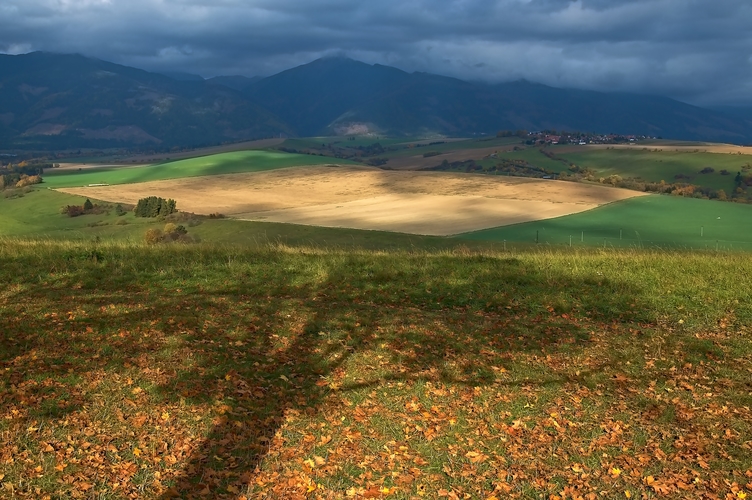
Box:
xmin=83 ymin=199 xmax=94 ymax=211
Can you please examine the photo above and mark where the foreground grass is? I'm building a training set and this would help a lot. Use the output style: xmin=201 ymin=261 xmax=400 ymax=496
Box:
xmin=1 ymin=241 xmax=752 ymax=499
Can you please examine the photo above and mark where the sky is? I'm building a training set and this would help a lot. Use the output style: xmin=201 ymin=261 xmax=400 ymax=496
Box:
xmin=1 ymin=0 xmax=752 ymax=106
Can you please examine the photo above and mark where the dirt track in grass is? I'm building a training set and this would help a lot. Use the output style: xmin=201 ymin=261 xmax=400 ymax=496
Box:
xmin=58 ymin=165 xmax=647 ymax=236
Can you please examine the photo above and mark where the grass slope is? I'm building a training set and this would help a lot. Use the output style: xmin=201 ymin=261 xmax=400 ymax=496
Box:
xmin=0 ymin=189 xmax=152 ymax=239
xmin=43 ymin=150 xmax=354 ymax=188
xmin=0 ymin=188 xmax=478 ymax=251
xmin=1 ymin=241 xmax=751 ymax=499
xmin=461 ymin=195 xmax=752 ymax=250
xmin=557 ymin=148 xmax=752 ymax=191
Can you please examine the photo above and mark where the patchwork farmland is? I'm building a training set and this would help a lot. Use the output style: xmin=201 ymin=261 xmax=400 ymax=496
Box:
xmin=57 ymin=165 xmax=644 ymax=236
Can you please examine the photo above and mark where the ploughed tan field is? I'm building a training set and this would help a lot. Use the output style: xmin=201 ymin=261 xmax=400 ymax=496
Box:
xmin=58 ymin=165 xmax=647 ymax=236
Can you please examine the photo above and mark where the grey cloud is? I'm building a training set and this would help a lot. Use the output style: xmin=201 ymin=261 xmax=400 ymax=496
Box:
xmin=1 ymin=0 xmax=751 ymax=105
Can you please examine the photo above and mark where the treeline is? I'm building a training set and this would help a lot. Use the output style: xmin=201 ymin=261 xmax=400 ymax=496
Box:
xmin=0 ymin=173 xmax=42 ymax=190
xmin=0 ymin=161 xmax=52 ymax=191
xmin=496 ymin=130 xmax=529 ymax=138
xmin=429 ymin=159 xmax=557 ymax=179
xmin=134 ymin=197 xmax=177 ymax=218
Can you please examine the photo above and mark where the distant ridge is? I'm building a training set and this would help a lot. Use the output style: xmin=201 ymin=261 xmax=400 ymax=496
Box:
xmin=0 ymin=52 xmax=290 ymax=149
xmin=245 ymin=57 xmax=752 ymax=142
xmin=1 ymin=52 xmax=752 ymax=149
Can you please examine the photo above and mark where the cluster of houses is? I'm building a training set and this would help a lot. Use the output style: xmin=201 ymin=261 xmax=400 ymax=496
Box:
xmin=527 ymin=132 xmax=654 ymax=145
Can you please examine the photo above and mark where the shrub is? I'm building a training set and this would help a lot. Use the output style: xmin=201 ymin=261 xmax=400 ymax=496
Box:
xmin=700 ymin=167 xmax=715 ymax=174
xmin=83 ymin=199 xmax=94 ymax=211
xmin=63 ymin=205 xmax=85 ymax=217
xmin=144 ymin=228 xmax=164 ymax=244
xmin=114 ymin=204 xmax=126 ymax=216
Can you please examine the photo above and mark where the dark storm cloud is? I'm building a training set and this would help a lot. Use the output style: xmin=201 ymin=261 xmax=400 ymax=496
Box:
xmin=1 ymin=0 xmax=752 ymax=105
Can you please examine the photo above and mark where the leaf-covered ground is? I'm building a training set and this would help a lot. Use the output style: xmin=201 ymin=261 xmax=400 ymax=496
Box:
xmin=1 ymin=241 xmax=751 ymax=499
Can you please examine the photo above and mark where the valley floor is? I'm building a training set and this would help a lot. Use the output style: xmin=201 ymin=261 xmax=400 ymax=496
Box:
xmin=58 ymin=165 xmax=643 ymax=236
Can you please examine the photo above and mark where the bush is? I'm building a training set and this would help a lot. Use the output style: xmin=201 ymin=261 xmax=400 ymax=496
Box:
xmin=144 ymin=228 xmax=164 ymax=244
xmin=145 ymin=224 xmax=192 ymax=244
xmin=114 ymin=204 xmax=126 ymax=216
xmin=700 ymin=167 xmax=715 ymax=174
xmin=83 ymin=199 xmax=94 ymax=211
xmin=63 ymin=205 xmax=85 ymax=217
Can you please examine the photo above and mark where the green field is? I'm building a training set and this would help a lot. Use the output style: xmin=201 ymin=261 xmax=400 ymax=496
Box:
xmin=42 ymin=150 xmax=353 ymax=188
xmin=461 ymin=194 xmax=752 ymax=250
xmin=556 ymin=148 xmax=752 ymax=191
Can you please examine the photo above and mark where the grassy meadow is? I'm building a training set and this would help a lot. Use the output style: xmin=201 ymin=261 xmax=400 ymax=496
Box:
xmin=461 ymin=195 xmax=752 ymax=251
xmin=1 ymin=240 xmax=751 ymax=499
xmin=555 ymin=148 xmax=752 ymax=192
xmin=3 ymin=139 xmax=752 ymax=499
xmin=43 ymin=150 xmax=353 ymax=189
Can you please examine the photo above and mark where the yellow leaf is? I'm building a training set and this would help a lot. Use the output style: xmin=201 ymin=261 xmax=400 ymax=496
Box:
xmin=738 ymin=493 xmax=747 ymax=500
xmin=133 ymin=447 xmax=141 ymax=457
xmin=131 ymin=387 xmax=142 ymax=395
xmin=161 ymin=412 xmax=170 ymax=421
xmin=303 ymin=458 xmax=315 ymax=469
xmin=610 ymin=467 xmax=622 ymax=476
xmin=307 ymin=483 xmax=317 ymax=493
xmin=625 ymin=491 xmax=632 ymax=499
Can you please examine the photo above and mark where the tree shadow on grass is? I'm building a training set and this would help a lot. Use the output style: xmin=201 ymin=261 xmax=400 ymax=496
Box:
xmin=158 ymin=253 xmax=650 ymax=498
xmin=0 ymin=244 xmax=649 ymax=499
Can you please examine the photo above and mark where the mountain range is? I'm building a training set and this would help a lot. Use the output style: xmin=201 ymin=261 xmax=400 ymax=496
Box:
xmin=1 ymin=52 xmax=751 ymax=150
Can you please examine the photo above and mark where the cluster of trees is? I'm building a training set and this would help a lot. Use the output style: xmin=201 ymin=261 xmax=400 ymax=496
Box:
xmin=1 ymin=173 xmax=42 ymax=190
xmin=0 ymin=160 xmax=61 ymax=192
xmin=62 ymin=198 xmax=97 ymax=217
xmin=134 ymin=197 xmax=177 ymax=218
